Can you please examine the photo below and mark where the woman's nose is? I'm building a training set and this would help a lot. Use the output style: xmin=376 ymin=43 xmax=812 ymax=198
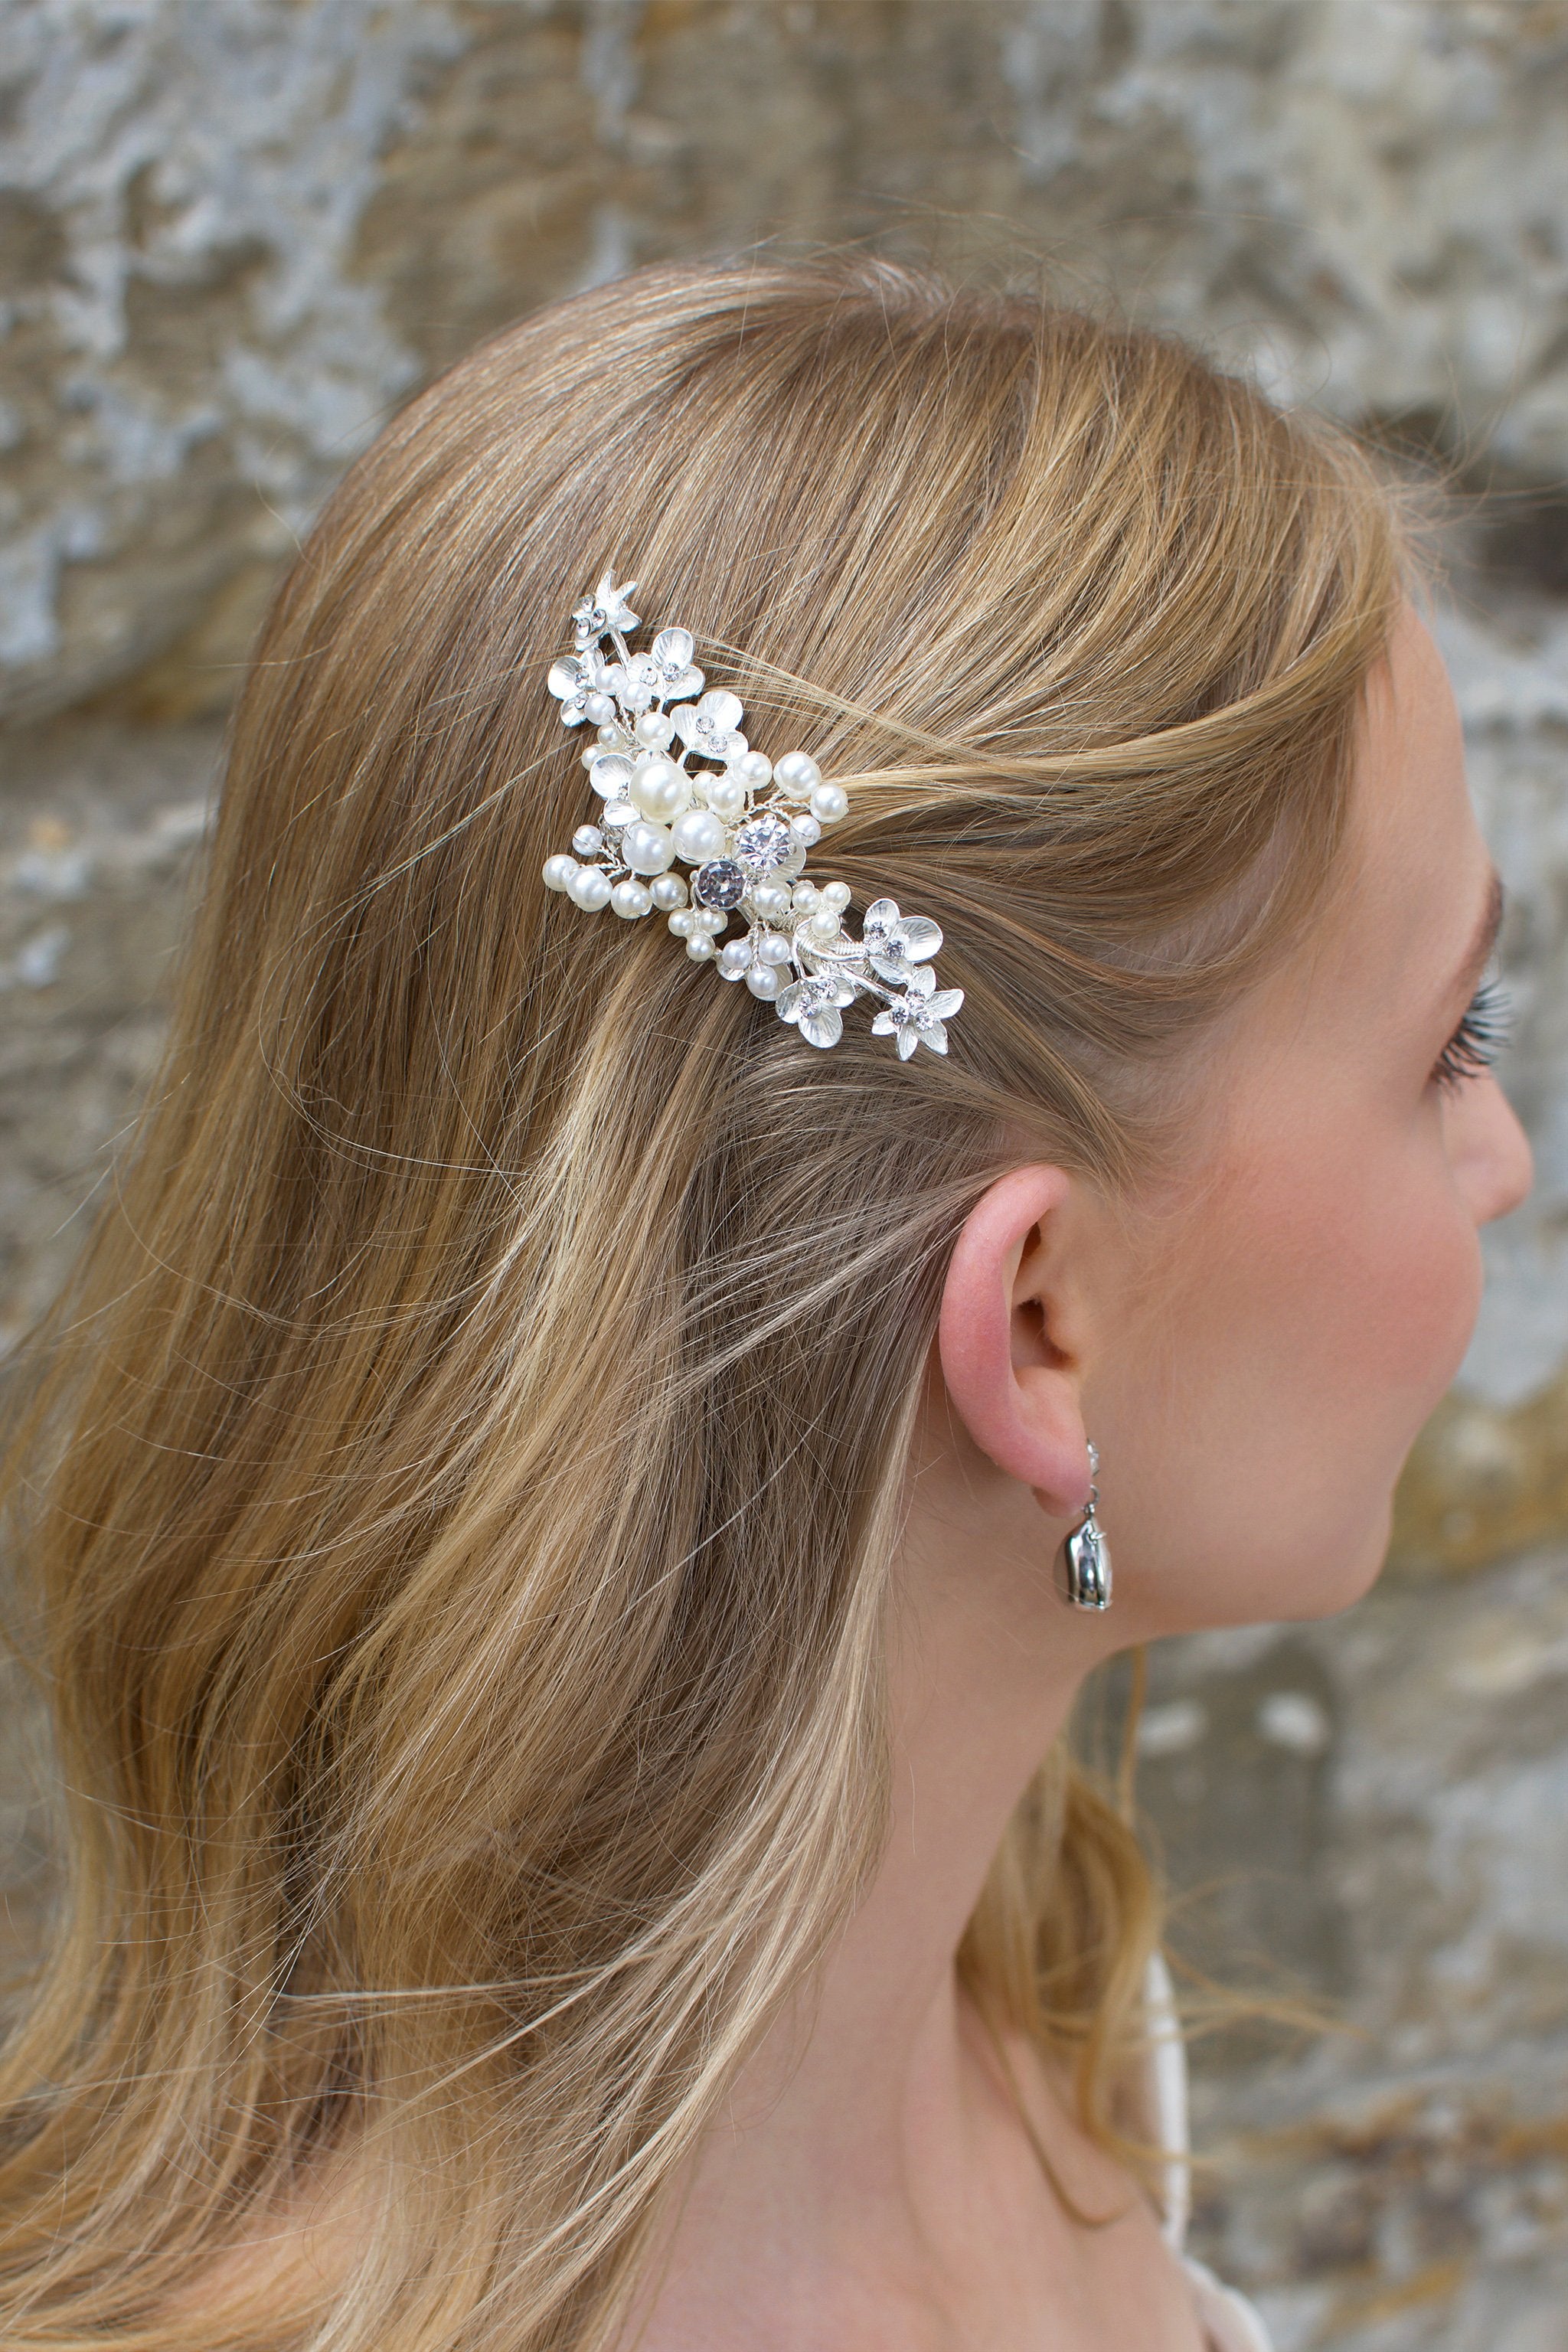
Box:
xmin=1470 ymin=1076 xmax=1534 ymax=1227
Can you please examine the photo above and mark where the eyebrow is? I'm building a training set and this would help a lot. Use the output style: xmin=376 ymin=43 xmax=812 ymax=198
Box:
xmin=1453 ymin=867 xmax=1505 ymax=999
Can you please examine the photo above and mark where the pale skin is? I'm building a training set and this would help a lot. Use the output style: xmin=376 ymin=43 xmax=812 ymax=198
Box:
xmin=191 ymin=609 xmax=1533 ymax=2344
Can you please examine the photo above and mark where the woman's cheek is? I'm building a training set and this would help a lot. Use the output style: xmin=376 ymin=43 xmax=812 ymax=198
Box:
xmin=1222 ymin=1110 xmax=1478 ymax=1452
xmin=1358 ymin=1148 xmax=1485 ymax=1431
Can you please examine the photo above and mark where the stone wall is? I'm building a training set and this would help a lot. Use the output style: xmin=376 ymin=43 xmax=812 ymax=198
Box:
xmin=5 ymin=0 xmax=1568 ymax=724
xmin=2 ymin=5 xmax=1568 ymax=2346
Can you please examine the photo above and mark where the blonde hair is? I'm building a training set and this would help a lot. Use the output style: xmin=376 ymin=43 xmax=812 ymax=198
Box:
xmin=0 ymin=259 xmax=1400 ymax=2348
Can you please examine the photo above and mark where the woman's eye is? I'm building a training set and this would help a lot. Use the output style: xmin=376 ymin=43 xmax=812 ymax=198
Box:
xmin=1432 ymin=975 xmax=1512 ymax=1094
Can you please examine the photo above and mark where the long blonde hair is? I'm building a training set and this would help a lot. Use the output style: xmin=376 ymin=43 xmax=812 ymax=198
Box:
xmin=0 ymin=259 xmax=1400 ymax=2348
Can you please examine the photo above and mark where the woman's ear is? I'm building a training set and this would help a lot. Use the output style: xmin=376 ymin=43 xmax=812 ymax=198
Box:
xmin=937 ymin=1165 xmax=1093 ymax=1519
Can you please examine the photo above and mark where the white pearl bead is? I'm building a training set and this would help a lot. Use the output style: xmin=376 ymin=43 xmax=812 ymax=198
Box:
xmin=774 ymin=751 xmax=822 ymax=794
xmin=810 ymin=779 xmax=849 ymax=824
xmin=820 ymin=880 xmax=851 ymax=911
xmin=610 ymin=879 xmax=652 ymax=920
xmin=808 ymin=910 xmax=841 ymax=942
xmin=751 ymin=880 xmax=791 ymax=922
xmin=686 ymin=933 xmax=717 ymax=962
xmin=790 ymin=814 xmax=822 ymax=848
xmin=718 ymin=939 xmax=753 ymax=979
xmin=583 ymin=691 xmax=616 ymax=725
xmin=542 ymin=854 xmax=578 ymax=893
xmin=671 ymin=808 xmax=727 ymax=863
xmin=735 ymin=751 xmax=773 ymax=789
xmin=622 ymin=820 xmax=677 ymax=874
xmin=650 ymin=871 xmax=688 ymax=911
xmin=567 ymin=865 xmax=612 ymax=911
xmin=669 ymin=910 xmax=696 ymax=937
xmin=757 ymin=931 xmax=794 ymax=966
xmin=630 ymin=758 xmax=691 ymax=823
xmin=636 ymin=711 xmax=674 ymax=747
xmin=596 ymin=725 xmax=622 ymax=746
xmin=745 ymin=964 xmax=782 ymax=1000
xmin=694 ymin=908 xmax=727 ymax=935
xmin=572 ymin=824 xmax=605 ymax=857
xmin=792 ymin=882 xmax=820 ymax=913
xmin=704 ymin=775 xmax=746 ymax=821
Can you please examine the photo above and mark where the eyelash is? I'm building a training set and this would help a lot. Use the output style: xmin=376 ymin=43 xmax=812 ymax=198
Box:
xmin=1432 ymin=976 xmax=1512 ymax=1093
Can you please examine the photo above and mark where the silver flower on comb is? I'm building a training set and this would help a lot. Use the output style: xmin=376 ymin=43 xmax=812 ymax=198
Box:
xmin=541 ymin=570 xmax=963 ymax=1056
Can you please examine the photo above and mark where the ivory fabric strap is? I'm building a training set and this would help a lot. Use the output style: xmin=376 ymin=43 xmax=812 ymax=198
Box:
xmin=1139 ymin=1952 xmax=1276 ymax=2352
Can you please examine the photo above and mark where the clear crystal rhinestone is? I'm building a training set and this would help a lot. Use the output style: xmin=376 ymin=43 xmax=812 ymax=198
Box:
xmin=733 ymin=814 xmax=794 ymax=877
xmin=694 ymin=857 xmax=746 ymax=910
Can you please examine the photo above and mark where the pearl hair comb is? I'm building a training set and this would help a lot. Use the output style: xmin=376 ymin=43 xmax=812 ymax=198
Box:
xmin=540 ymin=571 xmax=963 ymax=1057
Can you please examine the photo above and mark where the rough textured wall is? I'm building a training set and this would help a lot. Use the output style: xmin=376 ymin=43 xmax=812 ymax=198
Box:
xmin=2 ymin=6 xmax=1568 ymax=2349
xmin=4 ymin=0 xmax=1567 ymax=724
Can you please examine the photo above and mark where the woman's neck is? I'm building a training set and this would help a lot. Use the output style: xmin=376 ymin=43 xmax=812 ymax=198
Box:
xmin=636 ymin=1479 xmax=1125 ymax=2348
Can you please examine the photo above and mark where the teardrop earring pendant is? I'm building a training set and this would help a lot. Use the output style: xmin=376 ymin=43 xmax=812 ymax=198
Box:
xmin=1059 ymin=1442 xmax=1112 ymax=1611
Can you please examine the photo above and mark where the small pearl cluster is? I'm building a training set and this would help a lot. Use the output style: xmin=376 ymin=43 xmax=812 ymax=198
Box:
xmin=541 ymin=570 xmax=962 ymax=1056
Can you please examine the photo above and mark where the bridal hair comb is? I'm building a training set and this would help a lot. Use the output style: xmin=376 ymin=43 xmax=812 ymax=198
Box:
xmin=540 ymin=571 xmax=963 ymax=1057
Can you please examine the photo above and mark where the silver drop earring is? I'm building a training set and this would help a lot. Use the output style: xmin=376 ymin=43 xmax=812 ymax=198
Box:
xmin=1059 ymin=1442 xmax=1112 ymax=1611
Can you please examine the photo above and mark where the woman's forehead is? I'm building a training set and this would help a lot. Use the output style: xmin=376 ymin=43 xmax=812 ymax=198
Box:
xmin=1336 ymin=612 xmax=1481 ymax=992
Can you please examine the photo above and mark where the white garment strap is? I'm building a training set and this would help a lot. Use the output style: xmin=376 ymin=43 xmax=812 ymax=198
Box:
xmin=1139 ymin=1953 xmax=1277 ymax=2352
xmin=1142 ymin=1949 xmax=1192 ymax=2250
xmin=1183 ymin=2258 xmax=1277 ymax=2352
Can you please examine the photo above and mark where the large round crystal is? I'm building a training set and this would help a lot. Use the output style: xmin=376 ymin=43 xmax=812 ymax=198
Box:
xmin=733 ymin=813 xmax=794 ymax=877
xmin=693 ymin=857 xmax=746 ymax=910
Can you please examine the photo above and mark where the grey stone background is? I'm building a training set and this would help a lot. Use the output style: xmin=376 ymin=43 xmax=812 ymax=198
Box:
xmin=1 ymin=3 xmax=1566 ymax=2344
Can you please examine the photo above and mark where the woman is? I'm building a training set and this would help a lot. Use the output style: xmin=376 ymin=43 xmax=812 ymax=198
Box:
xmin=0 ymin=259 xmax=1530 ymax=2349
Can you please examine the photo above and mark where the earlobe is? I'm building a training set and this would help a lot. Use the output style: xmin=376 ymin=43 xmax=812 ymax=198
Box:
xmin=937 ymin=1165 xmax=1092 ymax=1517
